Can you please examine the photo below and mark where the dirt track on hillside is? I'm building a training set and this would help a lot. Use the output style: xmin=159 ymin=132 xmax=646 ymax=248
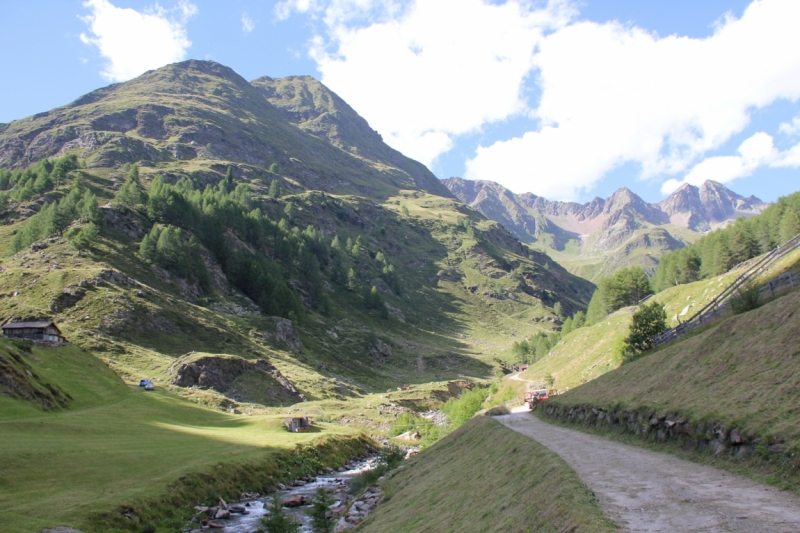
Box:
xmin=498 ymin=413 xmax=800 ymax=532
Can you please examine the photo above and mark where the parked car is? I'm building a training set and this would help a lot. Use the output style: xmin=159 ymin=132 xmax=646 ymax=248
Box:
xmin=144 ymin=381 xmax=155 ymax=391
xmin=139 ymin=379 xmax=149 ymax=387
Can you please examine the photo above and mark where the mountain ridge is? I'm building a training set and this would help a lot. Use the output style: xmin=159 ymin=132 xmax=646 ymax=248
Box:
xmin=443 ymin=177 xmax=767 ymax=280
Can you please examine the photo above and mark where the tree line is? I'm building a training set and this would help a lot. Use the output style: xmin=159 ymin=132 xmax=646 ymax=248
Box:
xmin=9 ymin=158 xmax=406 ymax=322
xmin=653 ymin=191 xmax=800 ymax=292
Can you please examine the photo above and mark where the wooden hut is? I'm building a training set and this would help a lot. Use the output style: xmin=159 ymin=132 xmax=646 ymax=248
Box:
xmin=2 ymin=320 xmax=66 ymax=344
xmin=283 ymin=416 xmax=311 ymax=433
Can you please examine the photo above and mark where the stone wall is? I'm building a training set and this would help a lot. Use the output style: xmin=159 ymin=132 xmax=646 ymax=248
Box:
xmin=539 ymin=401 xmax=788 ymax=461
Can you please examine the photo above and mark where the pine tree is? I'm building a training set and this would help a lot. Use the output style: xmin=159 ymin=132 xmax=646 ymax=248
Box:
xmin=269 ymin=180 xmax=282 ymax=199
xmin=779 ymin=209 xmax=800 ymax=244
xmin=346 ymin=268 xmax=357 ymax=291
xmin=80 ymin=192 xmax=101 ymax=223
xmin=306 ymin=488 xmax=336 ymax=533
xmin=370 ymin=286 xmax=381 ymax=309
xmin=116 ymin=164 xmax=145 ymax=207
xmin=259 ymin=494 xmax=300 ymax=533
xmin=221 ymin=166 xmax=235 ymax=194
xmin=70 ymin=222 xmax=99 ymax=250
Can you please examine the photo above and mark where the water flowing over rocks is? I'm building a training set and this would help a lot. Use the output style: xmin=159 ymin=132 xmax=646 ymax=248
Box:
xmin=184 ymin=456 xmax=383 ymax=533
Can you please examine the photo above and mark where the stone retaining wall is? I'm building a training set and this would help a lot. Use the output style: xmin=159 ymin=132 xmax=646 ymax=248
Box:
xmin=539 ymin=402 xmax=788 ymax=461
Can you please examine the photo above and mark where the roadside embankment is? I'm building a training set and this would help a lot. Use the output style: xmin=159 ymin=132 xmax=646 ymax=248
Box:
xmin=539 ymin=287 xmax=800 ymax=489
xmin=359 ymin=416 xmax=617 ymax=533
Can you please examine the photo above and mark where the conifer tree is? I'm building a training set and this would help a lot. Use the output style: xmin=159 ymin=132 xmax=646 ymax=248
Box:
xmin=116 ymin=164 xmax=145 ymax=207
xmin=269 ymin=179 xmax=282 ymax=199
xmin=779 ymin=209 xmax=800 ymax=244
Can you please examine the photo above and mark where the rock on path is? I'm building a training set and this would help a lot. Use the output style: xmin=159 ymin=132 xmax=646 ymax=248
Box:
xmin=498 ymin=413 xmax=800 ymax=533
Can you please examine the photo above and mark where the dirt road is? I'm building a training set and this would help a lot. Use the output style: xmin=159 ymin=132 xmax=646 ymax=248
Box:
xmin=498 ymin=412 xmax=800 ymax=532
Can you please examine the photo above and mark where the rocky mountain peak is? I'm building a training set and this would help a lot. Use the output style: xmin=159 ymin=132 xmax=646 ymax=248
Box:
xmin=660 ymin=180 xmax=767 ymax=231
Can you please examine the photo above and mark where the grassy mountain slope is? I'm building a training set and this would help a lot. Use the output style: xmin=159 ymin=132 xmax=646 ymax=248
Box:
xmin=0 ymin=60 xmax=594 ymax=410
xmin=519 ymin=248 xmax=800 ymax=392
xmin=0 ymin=61 xmax=436 ymax=198
xmin=360 ymin=416 xmax=617 ymax=533
xmin=0 ymin=337 xmax=367 ymax=532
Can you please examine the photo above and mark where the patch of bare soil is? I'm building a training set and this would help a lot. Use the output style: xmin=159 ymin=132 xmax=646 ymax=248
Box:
xmin=499 ymin=413 xmax=800 ymax=533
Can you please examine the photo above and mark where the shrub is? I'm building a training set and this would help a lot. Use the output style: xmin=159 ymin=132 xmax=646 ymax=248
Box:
xmin=306 ymin=488 xmax=336 ymax=533
xmin=622 ymin=300 xmax=667 ymax=362
xmin=730 ymin=282 xmax=761 ymax=314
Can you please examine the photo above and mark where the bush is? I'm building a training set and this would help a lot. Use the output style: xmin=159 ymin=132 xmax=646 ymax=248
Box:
xmin=441 ymin=386 xmax=489 ymax=426
xmin=306 ymin=488 xmax=336 ymax=533
xmin=622 ymin=300 xmax=667 ymax=362
xmin=11 ymin=339 xmax=33 ymax=353
xmin=730 ymin=282 xmax=761 ymax=314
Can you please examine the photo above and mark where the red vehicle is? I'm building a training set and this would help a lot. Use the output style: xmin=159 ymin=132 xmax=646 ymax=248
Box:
xmin=524 ymin=388 xmax=549 ymax=408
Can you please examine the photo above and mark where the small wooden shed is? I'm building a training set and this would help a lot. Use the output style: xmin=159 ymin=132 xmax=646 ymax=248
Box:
xmin=2 ymin=320 xmax=66 ymax=344
xmin=283 ymin=416 xmax=311 ymax=433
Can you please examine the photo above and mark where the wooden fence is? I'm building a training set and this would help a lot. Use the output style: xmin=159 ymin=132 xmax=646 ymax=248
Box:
xmin=651 ymin=232 xmax=800 ymax=348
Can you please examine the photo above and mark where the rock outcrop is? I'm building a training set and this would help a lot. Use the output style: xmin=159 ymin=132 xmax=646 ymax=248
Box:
xmin=168 ymin=354 xmax=305 ymax=403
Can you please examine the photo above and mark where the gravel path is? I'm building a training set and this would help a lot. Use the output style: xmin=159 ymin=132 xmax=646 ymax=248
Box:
xmin=498 ymin=412 xmax=800 ymax=533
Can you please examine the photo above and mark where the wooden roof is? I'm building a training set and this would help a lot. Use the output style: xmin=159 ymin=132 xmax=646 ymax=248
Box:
xmin=2 ymin=321 xmax=62 ymax=333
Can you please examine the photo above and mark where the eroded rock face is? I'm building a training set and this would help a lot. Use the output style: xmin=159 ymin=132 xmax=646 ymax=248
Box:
xmin=270 ymin=317 xmax=303 ymax=353
xmin=49 ymin=287 xmax=86 ymax=312
xmin=168 ymin=355 xmax=305 ymax=402
xmin=101 ymin=205 xmax=150 ymax=240
xmin=368 ymin=339 xmax=393 ymax=362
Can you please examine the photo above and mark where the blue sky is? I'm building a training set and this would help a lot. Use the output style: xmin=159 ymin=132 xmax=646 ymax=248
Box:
xmin=1 ymin=0 xmax=799 ymax=204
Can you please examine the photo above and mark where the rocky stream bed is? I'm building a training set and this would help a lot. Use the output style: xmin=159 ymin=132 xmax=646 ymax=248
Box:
xmin=188 ymin=456 xmax=383 ymax=533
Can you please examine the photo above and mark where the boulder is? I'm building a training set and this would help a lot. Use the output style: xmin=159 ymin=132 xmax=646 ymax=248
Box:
xmin=41 ymin=529 xmax=85 ymax=533
xmin=282 ymin=494 xmax=306 ymax=507
xmin=214 ymin=509 xmax=231 ymax=520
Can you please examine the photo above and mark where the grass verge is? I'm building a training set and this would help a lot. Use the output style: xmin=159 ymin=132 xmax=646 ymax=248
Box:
xmin=359 ymin=416 xmax=617 ymax=533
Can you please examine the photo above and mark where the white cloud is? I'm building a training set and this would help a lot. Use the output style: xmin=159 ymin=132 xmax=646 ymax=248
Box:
xmin=242 ymin=13 xmax=255 ymax=34
xmin=280 ymin=0 xmax=573 ymax=167
xmin=660 ymin=131 xmax=800 ymax=194
xmin=660 ymin=132 xmax=779 ymax=194
xmin=466 ymin=0 xmax=800 ymax=200
xmin=779 ymin=116 xmax=800 ymax=136
xmin=80 ymin=0 xmax=197 ymax=82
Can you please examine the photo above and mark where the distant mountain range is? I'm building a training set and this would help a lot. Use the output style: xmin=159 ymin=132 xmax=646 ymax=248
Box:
xmin=443 ymin=178 xmax=768 ymax=281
